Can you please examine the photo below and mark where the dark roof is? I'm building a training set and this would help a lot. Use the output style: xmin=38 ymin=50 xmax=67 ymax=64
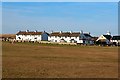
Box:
xmin=70 ymin=33 xmax=80 ymax=37
xmin=84 ymin=33 xmax=92 ymax=37
xmin=16 ymin=31 xmax=43 ymax=35
xmin=103 ymin=35 xmax=112 ymax=40
xmin=42 ymin=32 xmax=49 ymax=35
xmin=91 ymin=37 xmax=98 ymax=41
xmin=50 ymin=32 xmax=60 ymax=36
xmin=49 ymin=32 xmax=80 ymax=37
xmin=112 ymin=36 xmax=120 ymax=40
xmin=60 ymin=32 xmax=70 ymax=37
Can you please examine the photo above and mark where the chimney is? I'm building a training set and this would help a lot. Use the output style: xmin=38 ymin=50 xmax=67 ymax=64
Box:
xmin=60 ymin=31 xmax=62 ymax=34
xmin=106 ymin=31 xmax=111 ymax=35
xmin=80 ymin=30 xmax=83 ymax=34
xmin=43 ymin=30 xmax=46 ymax=33
xmin=51 ymin=30 xmax=53 ymax=33
xmin=26 ymin=30 xmax=29 ymax=32
xmin=35 ymin=30 xmax=37 ymax=32
xmin=70 ymin=31 xmax=72 ymax=34
xmin=88 ymin=32 xmax=90 ymax=34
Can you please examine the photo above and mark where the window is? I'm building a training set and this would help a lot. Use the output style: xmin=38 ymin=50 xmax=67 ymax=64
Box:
xmin=55 ymin=40 xmax=57 ymax=42
xmin=34 ymin=37 xmax=37 ymax=39
xmin=18 ymin=37 xmax=21 ymax=39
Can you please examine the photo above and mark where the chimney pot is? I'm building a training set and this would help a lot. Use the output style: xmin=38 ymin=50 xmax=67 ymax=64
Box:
xmin=70 ymin=31 xmax=72 ymax=34
xmin=26 ymin=30 xmax=29 ymax=32
xmin=60 ymin=31 xmax=62 ymax=34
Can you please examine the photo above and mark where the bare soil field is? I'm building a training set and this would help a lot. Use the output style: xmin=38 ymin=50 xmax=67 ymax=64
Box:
xmin=2 ymin=41 xmax=118 ymax=78
xmin=0 ymin=34 xmax=15 ymax=38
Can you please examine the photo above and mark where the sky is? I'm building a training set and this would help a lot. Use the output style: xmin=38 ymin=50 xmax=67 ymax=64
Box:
xmin=2 ymin=2 xmax=118 ymax=36
xmin=1 ymin=0 xmax=120 ymax=2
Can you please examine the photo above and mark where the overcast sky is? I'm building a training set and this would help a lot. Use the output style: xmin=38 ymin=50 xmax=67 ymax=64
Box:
xmin=2 ymin=2 xmax=118 ymax=36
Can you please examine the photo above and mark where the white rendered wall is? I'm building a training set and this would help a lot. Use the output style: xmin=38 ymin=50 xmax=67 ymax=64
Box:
xmin=16 ymin=35 xmax=41 ymax=41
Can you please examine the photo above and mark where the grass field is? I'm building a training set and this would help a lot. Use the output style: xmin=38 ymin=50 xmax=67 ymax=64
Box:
xmin=2 ymin=41 xmax=118 ymax=78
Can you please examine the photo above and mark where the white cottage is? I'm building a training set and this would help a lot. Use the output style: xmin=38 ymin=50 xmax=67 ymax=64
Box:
xmin=16 ymin=30 xmax=49 ymax=42
xmin=96 ymin=31 xmax=112 ymax=45
xmin=110 ymin=36 xmax=120 ymax=46
xmin=48 ymin=31 xmax=93 ymax=44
